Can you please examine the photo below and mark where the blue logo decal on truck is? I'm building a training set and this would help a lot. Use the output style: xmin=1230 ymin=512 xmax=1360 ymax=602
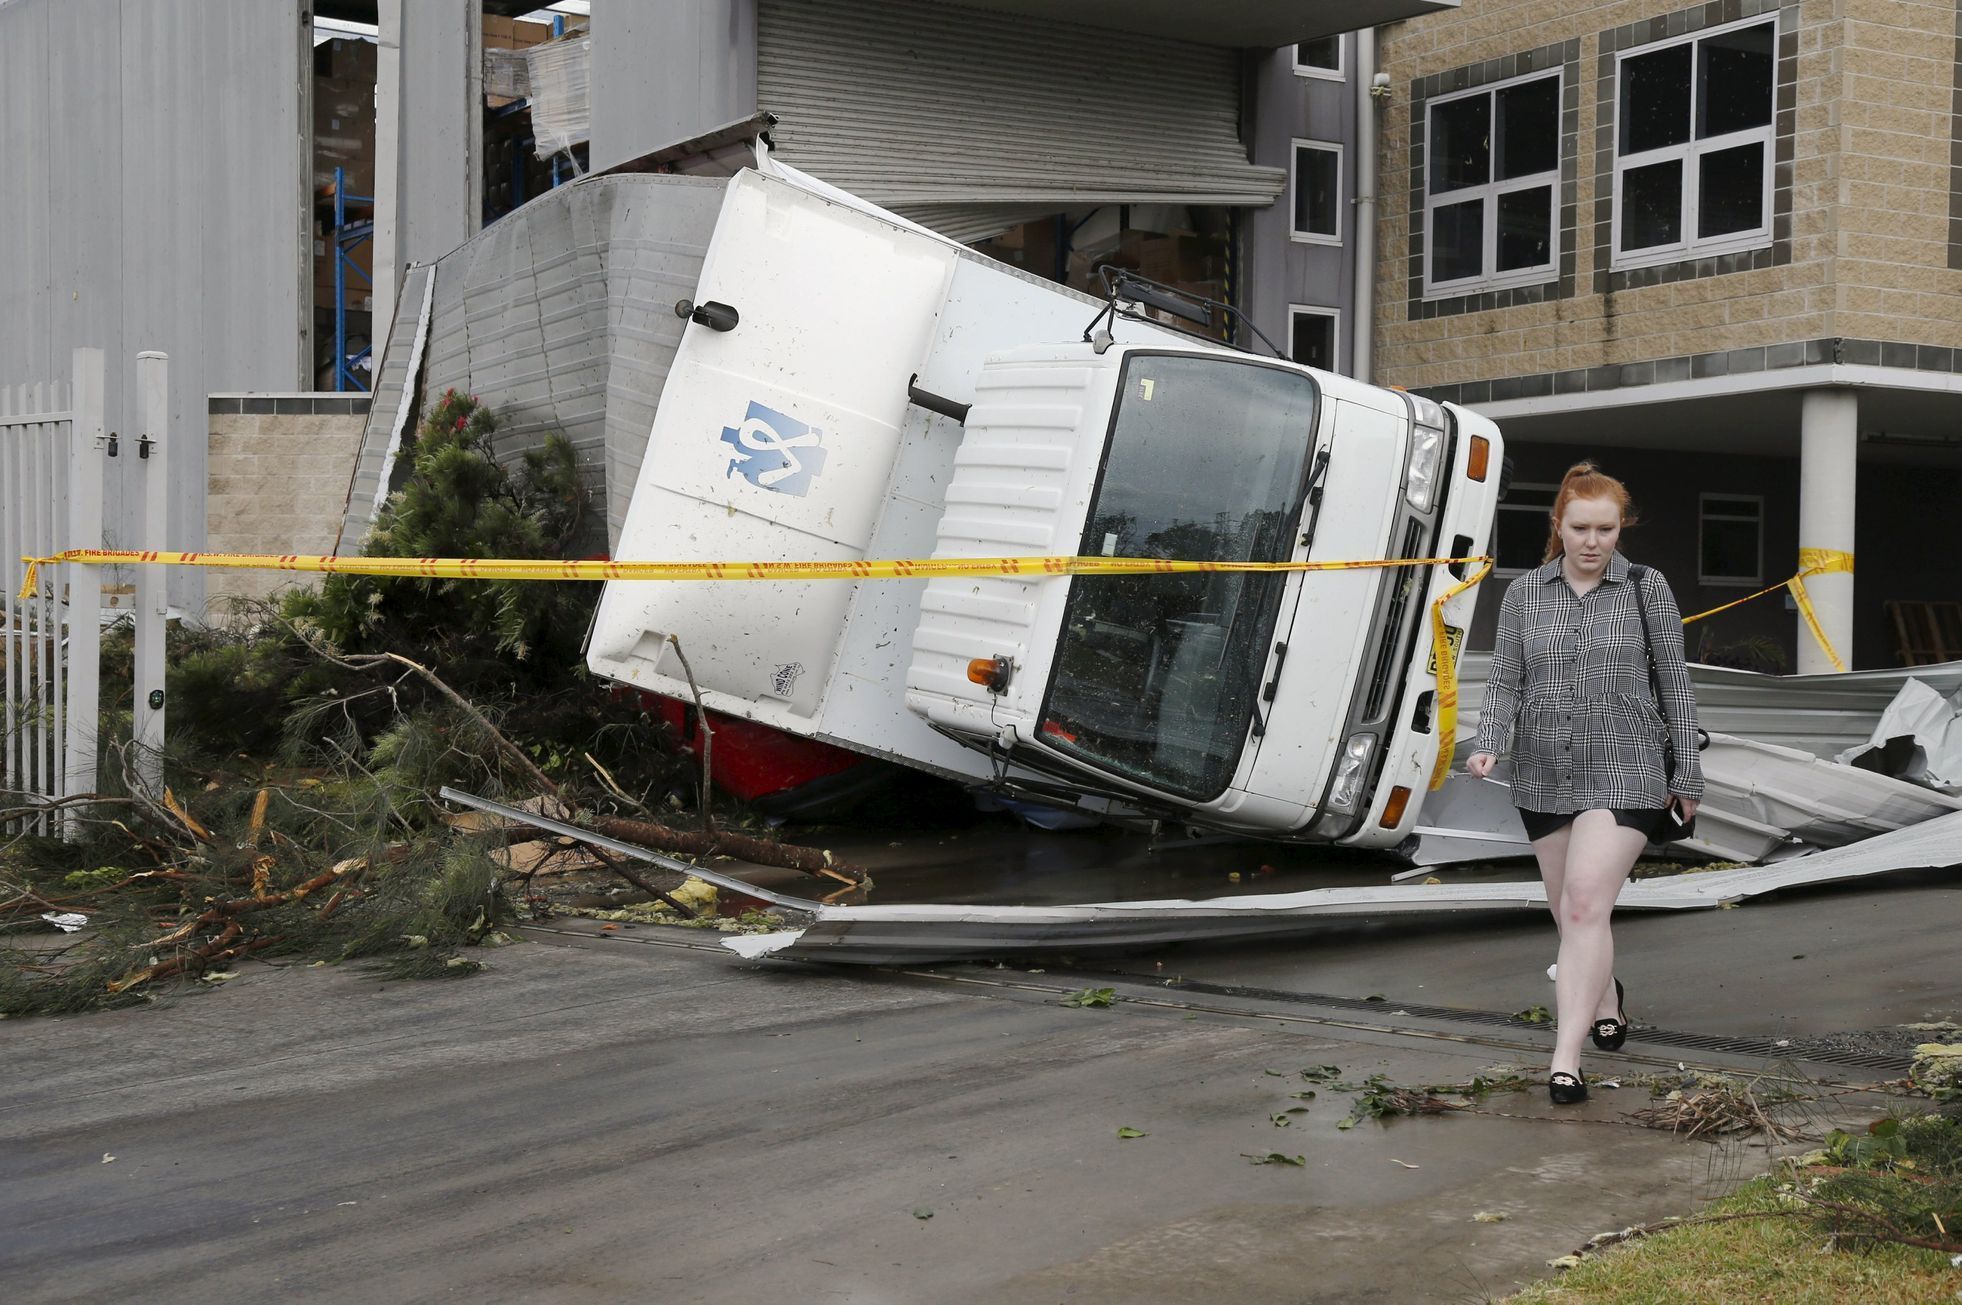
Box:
xmin=720 ymin=401 xmax=827 ymax=496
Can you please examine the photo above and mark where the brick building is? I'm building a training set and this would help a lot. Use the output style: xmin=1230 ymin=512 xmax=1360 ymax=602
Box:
xmin=1370 ymin=0 xmax=1962 ymax=670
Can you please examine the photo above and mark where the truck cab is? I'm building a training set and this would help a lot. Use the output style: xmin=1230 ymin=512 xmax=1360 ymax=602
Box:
xmin=904 ymin=343 xmax=1498 ymax=847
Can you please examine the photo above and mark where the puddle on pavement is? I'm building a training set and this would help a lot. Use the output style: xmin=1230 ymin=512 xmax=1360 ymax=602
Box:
xmin=730 ymin=814 xmax=1539 ymax=909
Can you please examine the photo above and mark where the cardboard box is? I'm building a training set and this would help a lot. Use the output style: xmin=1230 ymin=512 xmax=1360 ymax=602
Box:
xmin=313 ymin=72 xmax=376 ymax=199
xmin=313 ymin=35 xmax=377 ymax=84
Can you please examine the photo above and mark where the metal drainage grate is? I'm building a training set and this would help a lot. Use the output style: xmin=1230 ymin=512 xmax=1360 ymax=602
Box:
xmin=1164 ymin=979 xmax=1913 ymax=1074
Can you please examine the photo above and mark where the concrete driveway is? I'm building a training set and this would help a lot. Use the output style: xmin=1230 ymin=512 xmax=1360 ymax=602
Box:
xmin=2 ymin=871 xmax=1950 ymax=1304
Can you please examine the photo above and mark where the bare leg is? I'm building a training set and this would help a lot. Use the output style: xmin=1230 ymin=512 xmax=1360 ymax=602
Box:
xmin=1549 ymin=811 xmax=1648 ymax=1079
xmin=1529 ymin=821 xmax=1612 ymax=997
xmin=1529 ymin=821 xmax=1571 ymax=940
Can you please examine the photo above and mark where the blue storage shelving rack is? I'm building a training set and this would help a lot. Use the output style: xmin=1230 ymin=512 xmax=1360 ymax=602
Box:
xmin=330 ymin=165 xmax=373 ymax=392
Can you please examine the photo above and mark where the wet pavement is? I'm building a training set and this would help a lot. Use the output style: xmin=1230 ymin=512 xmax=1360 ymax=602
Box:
xmin=3 ymin=856 xmax=1951 ymax=1303
xmin=743 ymin=814 xmax=1544 ymax=907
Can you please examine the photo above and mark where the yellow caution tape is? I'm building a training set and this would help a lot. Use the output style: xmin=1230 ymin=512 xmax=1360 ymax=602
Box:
xmin=18 ymin=548 xmax=1491 ymax=600
xmin=1428 ymin=559 xmax=1493 ymax=792
xmin=1682 ymin=548 xmax=1852 ymax=673
xmin=23 ymin=546 xmax=1494 ymax=793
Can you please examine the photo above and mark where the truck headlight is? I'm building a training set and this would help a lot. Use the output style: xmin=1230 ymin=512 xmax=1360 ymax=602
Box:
xmin=1325 ymin=731 xmax=1378 ymax=814
xmin=1404 ymin=424 xmax=1444 ymax=513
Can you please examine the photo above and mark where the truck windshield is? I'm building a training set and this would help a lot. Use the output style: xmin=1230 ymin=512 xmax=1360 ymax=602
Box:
xmin=1038 ymin=354 xmax=1319 ymax=801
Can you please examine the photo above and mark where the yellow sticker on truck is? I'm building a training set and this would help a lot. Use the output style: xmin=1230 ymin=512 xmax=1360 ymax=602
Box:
xmin=1426 ymin=623 xmax=1465 ymax=677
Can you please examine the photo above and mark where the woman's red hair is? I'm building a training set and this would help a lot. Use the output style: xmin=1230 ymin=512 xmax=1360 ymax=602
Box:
xmin=1544 ymin=461 xmax=1637 ymax=562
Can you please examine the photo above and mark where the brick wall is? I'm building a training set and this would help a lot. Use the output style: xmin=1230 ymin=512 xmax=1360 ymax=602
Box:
xmin=1374 ymin=0 xmax=1962 ymax=391
xmin=205 ymin=397 xmax=367 ymax=615
xmin=1834 ymin=0 xmax=1962 ymax=338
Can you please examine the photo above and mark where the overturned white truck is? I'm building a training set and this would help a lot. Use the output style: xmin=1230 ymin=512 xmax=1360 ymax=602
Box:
xmin=575 ymin=166 xmax=1504 ymax=847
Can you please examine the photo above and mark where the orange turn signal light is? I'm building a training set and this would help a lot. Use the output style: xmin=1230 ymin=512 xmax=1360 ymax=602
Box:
xmin=1379 ymin=785 xmax=1414 ymax=828
xmin=967 ymin=655 xmax=1012 ymax=693
xmin=1466 ymin=435 xmax=1491 ymax=482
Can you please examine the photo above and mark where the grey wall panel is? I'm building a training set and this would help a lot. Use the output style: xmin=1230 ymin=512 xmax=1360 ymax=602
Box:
xmin=398 ymin=0 xmax=480 ymax=268
xmin=591 ymin=0 xmax=758 ymax=172
xmin=0 ymin=0 xmax=306 ymax=612
xmin=0 ymin=0 xmax=54 ymax=383
xmin=1245 ymin=44 xmax=1359 ymax=373
xmin=201 ymin=2 xmax=309 ymax=396
xmin=342 ymin=175 xmax=721 ymax=554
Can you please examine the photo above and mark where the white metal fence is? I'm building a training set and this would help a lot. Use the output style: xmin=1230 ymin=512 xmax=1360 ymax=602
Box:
xmin=0 ymin=348 xmax=168 ymax=837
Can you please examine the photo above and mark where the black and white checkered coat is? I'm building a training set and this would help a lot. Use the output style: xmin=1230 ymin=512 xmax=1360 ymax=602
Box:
xmin=1472 ymin=551 xmax=1704 ymax=812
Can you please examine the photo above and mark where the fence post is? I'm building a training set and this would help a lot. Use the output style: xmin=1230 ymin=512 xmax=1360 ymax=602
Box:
xmin=62 ymin=347 xmax=106 ymax=832
xmin=133 ymin=352 xmax=169 ymax=791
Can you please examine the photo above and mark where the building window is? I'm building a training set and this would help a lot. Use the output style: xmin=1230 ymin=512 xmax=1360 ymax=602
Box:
xmin=1699 ymin=494 xmax=1764 ymax=585
xmin=1423 ymin=71 xmax=1561 ymax=296
xmin=1494 ymin=483 xmax=1559 ymax=575
xmin=1294 ymin=36 xmax=1343 ymax=80
xmin=1613 ymin=17 xmax=1775 ymax=269
xmin=1291 ymin=141 xmax=1342 ymax=245
xmin=1289 ymin=305 xmax=1340 ymax=374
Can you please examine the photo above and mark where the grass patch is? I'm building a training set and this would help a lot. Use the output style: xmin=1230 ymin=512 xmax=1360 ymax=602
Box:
xmin=1509 ymin=1109 xmax=1962 ymax=1303
xmin=1504 ymin=1176 xmax=1960 ymax=1303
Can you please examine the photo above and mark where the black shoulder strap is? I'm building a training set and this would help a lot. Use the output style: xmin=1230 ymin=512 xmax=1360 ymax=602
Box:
xmin=1628 ymin=564 xmax=1664 ymax=710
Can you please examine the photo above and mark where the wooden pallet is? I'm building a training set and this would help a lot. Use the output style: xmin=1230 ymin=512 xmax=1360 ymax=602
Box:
xmin=1886 ymin=600 xmax=1962 ymax=666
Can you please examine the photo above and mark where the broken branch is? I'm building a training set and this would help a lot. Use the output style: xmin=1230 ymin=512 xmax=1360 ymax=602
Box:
xmin=591 ymin=814 xmax=863 ymax=883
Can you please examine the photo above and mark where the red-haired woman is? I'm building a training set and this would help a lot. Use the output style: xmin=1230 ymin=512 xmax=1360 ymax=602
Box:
xmin=1466 ymin=461 xmax=1703 ymax=1105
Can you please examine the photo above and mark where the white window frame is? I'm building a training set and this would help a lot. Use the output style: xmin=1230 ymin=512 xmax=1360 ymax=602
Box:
xmin=1698 ymin=492 xmax=1765 ymax=586
xmin=1290 ymin=139 xmax=1343 ymax=246
xmin=1287 ymin=304 xmax=1343 ymax=375
xmin=1293 ymin=35 xmax=1344 ymax=81
xmin=1421 ymin=68 xmax=1563 ymax=299
xmin=1494 ymin=481 xmax=1560 ymax=577
xmin=1611 ymin=14 xmax=1777 ymax=272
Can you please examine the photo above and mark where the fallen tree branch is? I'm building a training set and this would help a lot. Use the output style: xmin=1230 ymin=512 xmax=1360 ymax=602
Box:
xmin=583 ymin=847 xmax=698 ymax=919
xmin=584 ymin=751 xmax=650 ymax=817
xmin=0 ymin=793 xmax=139 ymax=821
xmin=1795 ymin=1194 xmax=1962 ymax=1255
xmin=591 ymin=814 xmax=862 ymax=884
xmin=286 ymin=625 xmax=563 ymax=798
xmin=1571 ymin=1207 xmax=1807 ymax=1256
xmin=286 ymin=623 xmax=862 ymax=884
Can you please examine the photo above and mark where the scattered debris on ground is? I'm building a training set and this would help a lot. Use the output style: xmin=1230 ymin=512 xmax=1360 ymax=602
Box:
xmin=0 ymin=394 xmax=845 ymax=1016
xmin=1625 ymin=1070 xmax=1814 ymax=1144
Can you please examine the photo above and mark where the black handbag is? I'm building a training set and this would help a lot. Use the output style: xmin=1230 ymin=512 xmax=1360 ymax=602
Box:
xmin=1628 ymin=565 xmax=1704 ymax=842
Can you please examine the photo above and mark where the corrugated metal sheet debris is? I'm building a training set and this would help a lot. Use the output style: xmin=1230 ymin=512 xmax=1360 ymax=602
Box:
xmin=725 ymin=811 xmax=1962 ymax=964
xmin=1456 ymin=652 xmax=1962 ymax=761
xmin=342 ymin=174 xmax=724 ymax=554
xmin=339 ymin=263 xmax=435 ymax=550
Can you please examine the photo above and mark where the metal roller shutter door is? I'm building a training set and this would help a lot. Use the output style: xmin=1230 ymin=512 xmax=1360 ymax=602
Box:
xmin=757 ymin=0 xmax=1284 ymax=241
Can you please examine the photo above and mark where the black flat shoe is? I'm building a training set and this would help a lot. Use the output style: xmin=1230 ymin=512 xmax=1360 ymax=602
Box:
xmin=1590 ymin=978 xmax=1629 ymax=1052
xmin=1548 ymin=1071 xmax=1589 ymax=1105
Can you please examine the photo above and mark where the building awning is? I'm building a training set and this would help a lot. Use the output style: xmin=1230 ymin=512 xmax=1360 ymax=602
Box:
xmin=943 ymin=0 xmax=1461 ymax=47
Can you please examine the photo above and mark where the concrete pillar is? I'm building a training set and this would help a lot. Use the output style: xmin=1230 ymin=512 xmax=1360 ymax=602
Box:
xmin=1797 ymin=388 xmax=1858 ymax=674
xmin=395 ymin=0 xmax=482 ymax=269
